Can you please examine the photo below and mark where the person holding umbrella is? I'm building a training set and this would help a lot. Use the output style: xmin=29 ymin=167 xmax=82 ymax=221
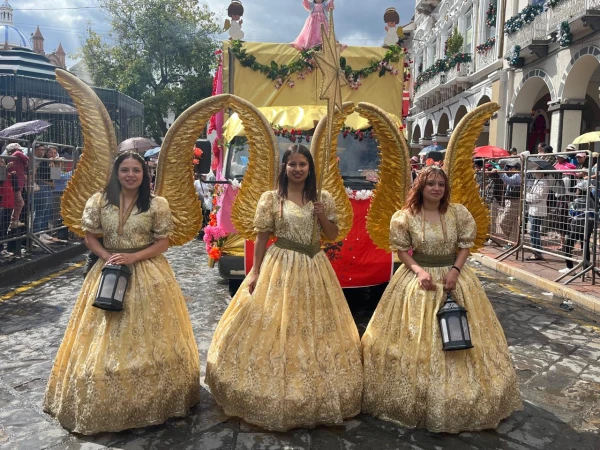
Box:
xmin=525 ymin=161 xmax=553 ymax=260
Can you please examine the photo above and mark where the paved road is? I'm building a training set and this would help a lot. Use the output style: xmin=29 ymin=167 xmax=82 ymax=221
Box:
xmin=1 ymin=240 xmax=600 ymax=449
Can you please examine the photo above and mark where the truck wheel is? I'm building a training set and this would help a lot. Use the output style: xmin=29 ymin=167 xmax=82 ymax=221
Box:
xmin=228 ymin=279 xmax=242 ymax=297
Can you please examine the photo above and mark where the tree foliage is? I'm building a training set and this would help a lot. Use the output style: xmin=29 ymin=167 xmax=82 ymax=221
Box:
xmin=445 ymin=27 xmax=464 ymax=57
xmin=81 ymin=0 xmax=219 ymax=142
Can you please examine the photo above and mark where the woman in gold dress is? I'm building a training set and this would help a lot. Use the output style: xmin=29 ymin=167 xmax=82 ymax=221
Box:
xmin=44 ymin=152 xmax=200 ymax=435
xmin=206 ymin=144 xmax=363 ymax=431
xmin=362 ymin=166 xmax=522 ymax=433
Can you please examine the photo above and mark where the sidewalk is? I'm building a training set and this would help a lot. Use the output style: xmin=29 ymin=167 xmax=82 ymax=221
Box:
xmin=475 ymin=242 xmax=600 ymax=314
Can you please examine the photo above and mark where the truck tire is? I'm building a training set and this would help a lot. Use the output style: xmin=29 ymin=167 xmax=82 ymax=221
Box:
xmin=228 ymin=279 xmax=242 ymax=297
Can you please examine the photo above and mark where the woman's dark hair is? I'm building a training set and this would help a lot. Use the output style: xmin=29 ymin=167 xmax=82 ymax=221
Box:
xmin=103 ymin=151 xmax=152 ymax=213
xmin=228 ymin=1 xmax=244 ymax=17
xmin=277 ymin=144 xmax=317 ymax=203
xmin=403 ymin=165 xmax=450 ymax=215
xmin=383 ymin=8 xmax=400 ymax=23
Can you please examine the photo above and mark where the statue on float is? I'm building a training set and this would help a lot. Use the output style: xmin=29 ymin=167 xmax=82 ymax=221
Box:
xmin=224 ymin=0 xmax=244 ymax=41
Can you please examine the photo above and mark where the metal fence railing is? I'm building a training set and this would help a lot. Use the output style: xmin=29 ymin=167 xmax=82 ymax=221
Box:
xmin=0 ymin=139 xmax=80 ymax=264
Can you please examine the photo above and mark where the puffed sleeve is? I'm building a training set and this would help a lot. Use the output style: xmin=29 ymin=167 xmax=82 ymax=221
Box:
xmin=452 ymin=204 xmax=476 ymax=249
xmin=151 ymin=196 xmax=173 ymax=239
xmin=253 ymin=191 xmax=276 ymax=233
xmin=389 ymin=209 xmax=412 ymax=251
xmin=320 ymin=190 xmax=338 ymax=224
xmin=81 ymin=192 xmax=104 ymax=234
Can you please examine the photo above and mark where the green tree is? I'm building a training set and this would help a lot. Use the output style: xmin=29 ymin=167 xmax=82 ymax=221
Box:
xmin=445 ymin=27 xmax=464 ymax=57
xmin=81 ymin=0 xmax=220 ymax=142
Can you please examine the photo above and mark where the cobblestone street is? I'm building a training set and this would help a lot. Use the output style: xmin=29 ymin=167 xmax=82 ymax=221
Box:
xmin=1 ymin=240 xmax=600 ymax=449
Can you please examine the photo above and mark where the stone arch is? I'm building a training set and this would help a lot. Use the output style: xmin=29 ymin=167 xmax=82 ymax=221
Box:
xmin=412 ymin=124 xmax=422 ymax=144
xmin=423 ymin=119 xmax=434 ymax=138
xmin=509 ymin=69 xmax=556 ymax=116
xmin=558 ymin=46 xmax=600 ymax=100
xmin=477 ymin=93 xmax=492 ymax=106
xmin=437 ymin=112 xmax=450 ymax=135
xmin=453 ymin=104 xmax=469 ymax=129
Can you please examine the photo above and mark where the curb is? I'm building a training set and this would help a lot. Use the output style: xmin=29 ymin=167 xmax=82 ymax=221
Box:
xmin=0 ymin=241 xmax=87 ymax=287
xmin=471 ymin=252 xmax=600 ymax=315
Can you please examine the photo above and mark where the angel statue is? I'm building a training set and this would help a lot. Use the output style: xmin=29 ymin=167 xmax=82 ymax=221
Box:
xmin=360 ymin=102 xmax=523 ymax=432
xmin=383 ymin=7 xmax=404 ymax=47
xmin=224 ymin=0 xmax=244 ymax=41
xmin=43 ymin=69 xmax=203 ymax=434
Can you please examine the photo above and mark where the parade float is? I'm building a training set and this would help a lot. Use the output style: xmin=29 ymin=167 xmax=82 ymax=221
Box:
xmin=206 ymin=2 xmax=411 ymax=295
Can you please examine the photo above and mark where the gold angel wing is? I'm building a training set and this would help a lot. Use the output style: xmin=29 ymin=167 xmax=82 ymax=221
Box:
xmin=444 ymin=102 xmax=500 ymax=250
xmin=311 ymin=102 xmax=355 ymax=241
xmin=396 ymin=26 xmax=404 ymax=38
xmin=357 ymin=102 xmax=411 ymax=251
xmin=156 ymin=94 xmax=277 ymax=245
xmin=55 ymin=68 xmax=117 ymax=237
xmin=224 ymin=18 xmax=231 ymax=31
xmin=229 ymin=97 xmax=279 ymax=240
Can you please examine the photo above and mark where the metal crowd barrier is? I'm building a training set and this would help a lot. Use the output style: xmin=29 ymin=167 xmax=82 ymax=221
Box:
xmin=0 ymin=138 xmax=80 ymax=263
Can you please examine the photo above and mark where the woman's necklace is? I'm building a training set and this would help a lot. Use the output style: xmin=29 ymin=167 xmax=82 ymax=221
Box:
xmin=118 ymin=191 xmax=139 ymax=235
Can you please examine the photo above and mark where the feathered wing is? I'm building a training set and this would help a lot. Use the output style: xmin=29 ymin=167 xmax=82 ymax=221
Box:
xmin=311 ymin=102 xmax=355 ymax=241
xmin=229 ymin=96 xmax=279 ymax=240
xmin=357 ymin=102 xmax=411 ymax=251
xmin=156 ymin=94 xmax=277 ymax=245
xmin=224 ymin=19 xmax=231 ymax=31
xmin=444 ymin=102 xmax=500 ymax=250
xmin=56 ymin=69 xmax=117 ymax=237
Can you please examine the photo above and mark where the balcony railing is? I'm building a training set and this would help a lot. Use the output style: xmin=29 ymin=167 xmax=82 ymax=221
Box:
xmin=505 ymin=0 xmax=600 ymax=56
xmin=475 ymin=42 xmax=498 ymax=71
xmin=414 ymin=72 xmax=442 ymax=99
xmin=445 ymin=62 xmax=471 ymax=82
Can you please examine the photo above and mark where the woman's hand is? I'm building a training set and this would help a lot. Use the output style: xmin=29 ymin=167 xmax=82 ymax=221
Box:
xmin=313 ymin=201 xmax=326 ymax=217
xmin=416 ymin=269 xmax=436 ymax=291
xmin=107 ymin=253 xmax=138 ymax=266
xmin=247 ymin=271 xmax=259 ymax=294
xmin=443 ymin=268 xmax=459 ymax=292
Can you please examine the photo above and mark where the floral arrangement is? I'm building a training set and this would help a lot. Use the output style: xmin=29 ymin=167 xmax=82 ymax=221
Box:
xmin=203 ymin=225 xmax=228 ymax=263
xmin=414 ymin=53 xmax=472 ymax=92
xmin=341 ymin=127 xmax=375 ymax=141
xmin=230 ymin=40 xmax=406 ymax=90
xmin=345 ymin=187 xmax=375 ymax=200
xmin=505 ymin=45 xmax=522 ymax=66
xmin=476 ymin=37 xmax=496 ymax=54
xmin=504 ymin=3 xmax=543 ymax=35
xmin=324 ymin=241 xmax=344 ymax=261
xmin=486 ymin=0 xmax=497 ymax=27
xmin=272 ymin=125 xmax=312 ymax=143
xmin=558 ymin=21 xmax=572 ymax=47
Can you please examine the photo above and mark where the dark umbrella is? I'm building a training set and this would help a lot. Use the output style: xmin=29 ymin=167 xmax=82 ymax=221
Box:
xmin=117 ymin=137 xmax=159 ymax=153
xmin=527 ymin=157 xmax=555 ymax=172
xmin=0 ymin=120 xmax=51 ymax=138
xmin=419 ymin=144 xmax=445 ymax=155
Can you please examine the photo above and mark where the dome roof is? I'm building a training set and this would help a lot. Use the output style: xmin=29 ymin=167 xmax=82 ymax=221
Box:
xmin=0 ymin=24 xmax=30 ymax=49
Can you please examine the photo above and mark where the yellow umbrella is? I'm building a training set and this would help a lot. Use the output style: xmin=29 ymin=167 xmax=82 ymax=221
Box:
xmin=572 ymin=131 xmax=600 ymax=145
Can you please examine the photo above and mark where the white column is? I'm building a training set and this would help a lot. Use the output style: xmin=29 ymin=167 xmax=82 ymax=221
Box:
xmin=511 ymin=122 xmax=529 ymax=153
xmin=549 ymin=109 xmax=561 ymax=151
xmin=562 ymin=109 xmax=583 ymax=150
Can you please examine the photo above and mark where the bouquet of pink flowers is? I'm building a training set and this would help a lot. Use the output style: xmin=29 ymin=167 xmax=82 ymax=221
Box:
xmin=203 ymin=225 xmax=228 ymax=254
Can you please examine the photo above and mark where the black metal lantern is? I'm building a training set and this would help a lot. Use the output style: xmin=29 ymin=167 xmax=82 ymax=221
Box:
xmin=437 ymin=292 xmax=473 ymax=351
xmin=93 ymin=264 xmax=131 ymax=312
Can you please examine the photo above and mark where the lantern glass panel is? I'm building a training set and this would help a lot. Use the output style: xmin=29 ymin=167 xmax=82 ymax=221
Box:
xmin=462 ymin=316 xmax=471 ymax=340
xmin=441 ymin=318 xmax=449 ymax=343
xmin=100 ymin=273 xmax=116 ymax=298
xmin=448 ymin=316 xmax=462 ymax=341
xmin=115 ymin=276 xmax=128 ymax=302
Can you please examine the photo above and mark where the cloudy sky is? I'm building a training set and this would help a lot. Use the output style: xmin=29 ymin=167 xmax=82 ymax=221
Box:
xmin=13 ymin=1 xmax=415 ymax=67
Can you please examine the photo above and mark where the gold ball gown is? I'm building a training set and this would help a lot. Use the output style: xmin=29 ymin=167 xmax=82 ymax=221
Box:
xmin=362 ymin=203 xmax=522 ymax=433
xmin=43 ymin=193 xmax=201 ymax=435
xmin=206 ymin=190 xmax=363 ymax=431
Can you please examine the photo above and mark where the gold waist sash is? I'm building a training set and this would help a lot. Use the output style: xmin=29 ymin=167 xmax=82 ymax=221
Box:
xmin=412 ymin=253 xmax=455 ymax=267
xmin=104 ymin=244 xmax=152 ymax=254
xmin=274 ymin=237 xmax=321 ymax=258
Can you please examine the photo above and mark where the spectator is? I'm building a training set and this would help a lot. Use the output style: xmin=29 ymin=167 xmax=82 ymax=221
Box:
xmin=496 ymin=160 xmax=522 ymax=245
xmin=33 ymin=144 xmax=54 ymax=245
xmin=575 ymin=152 xmax=589 ymax=179
xmin=538 ymin=145 xmax=556 ymax=165
xmin=525 ymin=170 xmax=552 ymax=260
xmin=510 ymin=148 xmax=518 ymax=156
xmin=194 ymin=172 xmax=213 ymax=229
xmin=554 ymin=153 xmax=577 ymax=248
xmin=50 ymin=158 xmax=72 ymax=230
xmin=536 ymin=142 xmax=546 ymax=154
xmin=560 ymin=180 xmax=596 ymax=273
xmin=0 ymin=157 xmax=15 ymax=260
xmin=4 ymin=143 xmax=27 ymax=228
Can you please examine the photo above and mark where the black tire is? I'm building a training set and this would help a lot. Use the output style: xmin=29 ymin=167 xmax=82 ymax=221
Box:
xmin=228 ymin=279 xmax=242 ymax=297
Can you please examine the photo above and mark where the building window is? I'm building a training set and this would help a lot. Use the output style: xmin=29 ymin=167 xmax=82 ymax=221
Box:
xmin=464 ymin=10 xmax=473 ymax=53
